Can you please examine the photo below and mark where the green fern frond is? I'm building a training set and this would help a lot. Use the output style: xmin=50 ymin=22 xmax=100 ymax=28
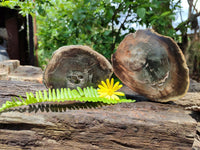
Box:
xmin=0 ymin=86 xmax=135 ymax=112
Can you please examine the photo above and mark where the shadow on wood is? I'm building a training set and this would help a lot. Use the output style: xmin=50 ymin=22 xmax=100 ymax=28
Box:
xmin=0 ymin=80 xmax=198 ymax=149
xmin=4 ymin=102 xmax=107 ymax=113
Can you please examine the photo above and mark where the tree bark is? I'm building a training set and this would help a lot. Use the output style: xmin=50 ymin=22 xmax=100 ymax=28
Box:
xmin=0 ymin=80 xmax=199 ymax=149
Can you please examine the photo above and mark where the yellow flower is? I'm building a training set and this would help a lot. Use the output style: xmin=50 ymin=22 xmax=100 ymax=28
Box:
xmin=97 ymin=78 xmax=125 ymax=100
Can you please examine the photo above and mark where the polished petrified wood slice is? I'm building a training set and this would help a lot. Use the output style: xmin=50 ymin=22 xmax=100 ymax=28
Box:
xmin=43 ymin=45 xmax=113 ymax=89
xmin=112 ymin=29 xmax=189 ymax=102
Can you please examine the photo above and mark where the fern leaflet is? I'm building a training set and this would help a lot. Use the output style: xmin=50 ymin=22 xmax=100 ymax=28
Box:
xmin=0 ymin=86 xmax=135 ymax=112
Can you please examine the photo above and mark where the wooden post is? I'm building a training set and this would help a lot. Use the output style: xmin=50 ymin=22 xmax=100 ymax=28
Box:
xmin=28 ymin=14 xmax=35 ymax=66
xmin=5 ymin=10 xmax=20 ymax=60
xmin=1 ymin=7 xmax=29 ymax=65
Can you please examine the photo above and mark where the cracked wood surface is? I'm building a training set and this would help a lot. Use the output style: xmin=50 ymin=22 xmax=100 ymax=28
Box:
xmin=0 ymin=80 xmax=199 ymax=149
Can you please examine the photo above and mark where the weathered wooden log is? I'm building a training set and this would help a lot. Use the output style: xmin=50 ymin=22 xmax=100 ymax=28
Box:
xmin=8 ymin=65 xmax=43 ymax=83
xmin=43 ymin=45 xmax=113 ymax=89
xmin=0 ymin=60 xmax=20 ymax=80
xmin=112 ymin=29 xmax=190 ymax=102
xmin=0 ymin=80 xmax=199 ymax=149
xmin=0 ymin=60 xmax=20 ymax=73
xmin=120 ymin=79 xmax=200 ymax=112
xmin=0 ymin=60 xmax=43 ymax=83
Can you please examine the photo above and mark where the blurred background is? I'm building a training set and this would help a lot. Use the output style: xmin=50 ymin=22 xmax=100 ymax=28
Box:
xmin=0 ymin=0 xmax=199 ymax=81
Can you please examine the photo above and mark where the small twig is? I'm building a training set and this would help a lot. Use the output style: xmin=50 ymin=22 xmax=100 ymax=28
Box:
xmin=110 ymin=6 xmax=132 ymax=53
xmin=192 ymin=0 xmax=198 ymax=13
xmin=111 ymin=3 xmax=123 ymax=33
xmin=175 ymin=12 xmax=200 ymax=31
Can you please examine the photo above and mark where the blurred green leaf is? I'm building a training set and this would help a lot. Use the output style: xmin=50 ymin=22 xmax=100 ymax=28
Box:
xmin=137 ymin=8 xmax=146 ymax=19
xmin=160 ymin=11 xmax=171 ymax=17
xmin=38 ymin=5 xmax=46 ymax=16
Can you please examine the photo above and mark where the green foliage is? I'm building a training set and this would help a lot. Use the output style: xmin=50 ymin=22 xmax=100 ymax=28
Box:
xmin=137 ymin=8 xmax=146 ymax=19
xmin=0 ymin=86 xmax=134 ymax=112
xmin=0 ymin=0 xmax=52 ymax=16
xmin=0 ymin=0 xmax=181 ymax=68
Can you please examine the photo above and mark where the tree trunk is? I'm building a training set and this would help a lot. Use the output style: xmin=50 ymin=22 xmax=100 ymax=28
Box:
xmin=0 ymin=80 xmax=199 ymax=149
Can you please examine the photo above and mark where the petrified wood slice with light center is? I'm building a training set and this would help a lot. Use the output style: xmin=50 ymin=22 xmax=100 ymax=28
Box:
xmin=43 ymin=45 xmax=113 ymax=89
xmin=112 ymin=29 xmax=189 ymax=102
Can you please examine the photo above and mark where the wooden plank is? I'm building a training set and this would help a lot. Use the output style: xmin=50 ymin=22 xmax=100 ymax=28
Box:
xmin=0 ymin=80 xmax=198 ymax=149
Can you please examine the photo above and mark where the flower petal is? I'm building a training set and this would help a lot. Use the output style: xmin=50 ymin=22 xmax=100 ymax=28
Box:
xmin=113 ymin=84 xmax=123 ymax=91
xmin=105 ymin=95 xmax=111 ymax=99
xmin=113 ymin=81 xmax=119 ymax=91
xmin=98 ymin=85 xmax=107 ymax=90
xmin=101 ymin=81 xmax=108 ymax=88
xmin=114 ymin=92 xmax=125 ymax=96
xmin=110 ymin=78 xmax=114 ymax=88
xmin=111 ymin=94 xmax=120 ymax=100
xmin=99 ymin=92 xmax=108 ymax=98
xmin=106 ymin=79 xmax=111 ymax=89
xmin=97 ymin=78 xmax=124 ymax=100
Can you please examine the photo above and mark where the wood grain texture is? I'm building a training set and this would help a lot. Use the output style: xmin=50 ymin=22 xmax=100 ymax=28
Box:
xmin=43 ymin=45 xmax=113 ymax=89
xmin=0 ymin=60 xmax=20 ymax=80
xmin=0 ymin=60 xmax=43 ymax=83
xmin=8 ymin=66 xmax=43 ymax=83
xmin=0 ymin=80 xmax=199 ymax=149
xmin=112 ymin=29 xmax=189 ymax=102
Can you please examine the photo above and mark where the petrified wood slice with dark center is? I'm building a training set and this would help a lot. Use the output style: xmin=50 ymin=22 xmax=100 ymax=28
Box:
xmin=112 ymin=29 xmax=189 ymax=102
xmin=43 ymin=45 xmax=113 ymax=89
